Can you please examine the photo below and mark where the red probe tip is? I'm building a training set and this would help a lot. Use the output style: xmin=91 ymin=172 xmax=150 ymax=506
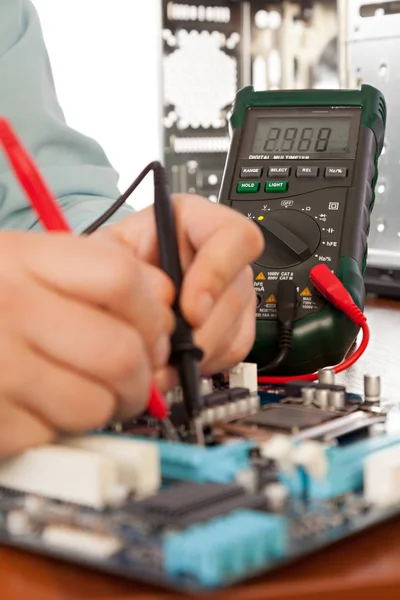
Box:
xmin=148 ymin=383 xmax=168 ymax=420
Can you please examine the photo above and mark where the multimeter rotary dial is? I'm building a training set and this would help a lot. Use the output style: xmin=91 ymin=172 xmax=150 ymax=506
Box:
xmin=255 ymin=209 xmax=321 ymax=269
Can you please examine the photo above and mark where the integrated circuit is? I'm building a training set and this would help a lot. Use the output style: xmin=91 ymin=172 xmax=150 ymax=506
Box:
xmin=240 ymin=404 xmax=339 ymax=432
xmin=129 ymin=482 xmax=267 ymax=529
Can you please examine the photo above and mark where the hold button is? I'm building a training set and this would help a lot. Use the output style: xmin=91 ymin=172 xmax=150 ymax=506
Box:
xmin=237 ymin=181 xmax=260 ymax=193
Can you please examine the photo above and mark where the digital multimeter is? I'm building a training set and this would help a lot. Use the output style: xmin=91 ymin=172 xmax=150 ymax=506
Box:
xmin=218 ymin=85 xmax=386 ymax=375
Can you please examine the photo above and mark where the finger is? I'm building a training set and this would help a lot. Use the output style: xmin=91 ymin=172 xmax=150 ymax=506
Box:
xmin=21 ymin=233 xmax=175 ymax=352
xmin=193 ymin=266 xmax=255 ymax=367
xmin=1 ymin=338 xmax=116 ymax=432
xmin=172 ymin=196 xmax=263 ymax=326
xmin=0 ymin=397 xmax=55 ymax=458
xmin=9 ymin=280 xmax=153 ymax=412
xmin=154 ymin=272 xmax=257 ymax=390
xmin=199 ymin=292 xmax=257 ymax=375
xmin=99 ymin=205 xmax=196 ymax=275
xmin=7 ymin=342 xmax=146 ymax=430
xmin=17 ymin=235 xmax=175 ymax=368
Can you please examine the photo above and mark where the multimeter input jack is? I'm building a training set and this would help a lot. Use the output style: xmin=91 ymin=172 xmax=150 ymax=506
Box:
xmin=256 ymin=294 xmax=263 ymax=309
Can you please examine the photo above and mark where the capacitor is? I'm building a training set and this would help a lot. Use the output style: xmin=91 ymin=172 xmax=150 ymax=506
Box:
xmin=6 ymin=510 xmax=31 ymax=536
xmin=263 ymin=483 xmax=289 ymax=511
xmin=301 ymin=387 xmax=315 ymax=404
xmin=235 ymin=469 xmax=258 ymax=494
xmin=200 ymin=378 xmax=213 ymax=396
xmin=249 ymin=394 xmax=260 ymax=413
xmin=364 ymin=374 xmax=381 ymax=404
xmin=328 ymin=390 xmax=346 ymax=409
xmin=315 ymin=388 xmax=329 ymax=409
xmin=318 ymin=368 xmax=335 ymax=385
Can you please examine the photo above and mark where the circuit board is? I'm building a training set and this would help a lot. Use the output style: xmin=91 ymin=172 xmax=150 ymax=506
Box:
xmin=0 ymin=363 xmax=399 ymax=592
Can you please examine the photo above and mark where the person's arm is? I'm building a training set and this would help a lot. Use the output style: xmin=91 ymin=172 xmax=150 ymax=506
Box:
xmin=0 ymin=0 xmax=133 ymax=232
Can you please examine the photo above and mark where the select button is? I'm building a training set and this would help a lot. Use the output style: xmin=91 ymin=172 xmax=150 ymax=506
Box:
xmin=265 ymin=181 xmax=288 ymax=193
xmin=237 ymin=181 xmax=260 ymax=193
xmin=269 ymin=166 xmax=290 ymax=177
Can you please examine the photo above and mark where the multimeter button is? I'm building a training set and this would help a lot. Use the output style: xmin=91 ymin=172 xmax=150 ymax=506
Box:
xmin=268 ymin=166 xmax=290 ymax=177
xmin=240 ymin=167 xmax=263 ymax=178
xmin=296 ymin=166 xmax=319 ymax=177
xmin=265 ymin=181 xmax=288 ymax=193
xmin=237 ymin=181 xmax=260 ymax=193
xmin=325 ymin=167 xmax=347 ymax=178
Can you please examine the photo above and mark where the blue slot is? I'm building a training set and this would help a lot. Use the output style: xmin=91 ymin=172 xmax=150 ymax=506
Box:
xmin=163 ymin=509 xmax=288 ymax=588
xmin=282 ymin=433 xmax=400 ymax=500
xmin=149 ymin=439 xmax=255 ymax=483
xmin=99 ymin=434 xmax=255 ymax=483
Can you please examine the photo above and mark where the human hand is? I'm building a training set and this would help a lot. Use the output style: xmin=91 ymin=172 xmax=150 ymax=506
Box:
xmin=0 ymin=232 xmax=175 ymax=457
xmin=99 ymin=194 xmax=264 ymax=389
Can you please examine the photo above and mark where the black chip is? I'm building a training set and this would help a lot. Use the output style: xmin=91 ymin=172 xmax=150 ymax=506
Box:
xmin=203 ymin=391 xmax=229 ymax=407
xmin=228 ymin=387 xmax=250 ymax=401
xmin=129 ymin=482 xmax=267 ymax=528
xmin=242 ymin=405 xmax=338 ymax=431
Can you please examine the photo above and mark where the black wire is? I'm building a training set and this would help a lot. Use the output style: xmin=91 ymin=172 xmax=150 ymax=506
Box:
xmin=257 ymin=280 xmax=298 ymax=375
xmin=82 ymin=161 xmax=160 ymax=234
xmin=257 ymin=346 xmax=291 ymax=375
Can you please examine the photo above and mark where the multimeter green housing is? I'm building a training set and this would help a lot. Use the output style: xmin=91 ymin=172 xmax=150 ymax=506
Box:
xmin=218 ymin=85 xmax=386 ymax=375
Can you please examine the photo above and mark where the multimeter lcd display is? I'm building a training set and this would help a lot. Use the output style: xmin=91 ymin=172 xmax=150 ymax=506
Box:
xmin=252 ymin=118 xmax=352 ymax=154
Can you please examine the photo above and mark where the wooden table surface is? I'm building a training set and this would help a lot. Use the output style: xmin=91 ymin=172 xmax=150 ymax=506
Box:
xmin=2 ymin=297 xmax=400 ymax=600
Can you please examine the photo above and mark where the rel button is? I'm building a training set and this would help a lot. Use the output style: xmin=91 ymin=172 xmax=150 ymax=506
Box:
xmin=265 ymin=181 xmax=288 ymax=193
xmin=297 ymin=166 xmax=319 ymax=177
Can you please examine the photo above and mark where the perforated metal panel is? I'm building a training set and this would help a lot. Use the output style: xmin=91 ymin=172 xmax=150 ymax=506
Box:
xmin=339 ymin=0 xmax=400 ymax=270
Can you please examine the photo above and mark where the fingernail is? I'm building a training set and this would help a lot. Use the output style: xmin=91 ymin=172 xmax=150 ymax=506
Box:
xmin=154 ymin=335 xmax=170 ymax=368
xmin=197 ymin=293 xmax=214 ymax=323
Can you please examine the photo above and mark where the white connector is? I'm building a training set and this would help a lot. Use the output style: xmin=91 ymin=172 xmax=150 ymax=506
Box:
xmin=294 ymin=441 xmax=328 ymax=480
xmin=259 ymin=435 xmax=294 ymax=474
xmin=59 ymin=435 xmax=160 ymax=499
xmin=229 ymin=363 xmax=258 ymax=394
xmin=0 ymin=446 xmax=118 ymax=509
xmin=42 ymin=526 xmax=122 ymax=558
xmin=364 ymin=445 xmax=400 ymax=507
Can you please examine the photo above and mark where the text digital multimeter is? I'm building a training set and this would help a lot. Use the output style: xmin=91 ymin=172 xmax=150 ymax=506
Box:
xmin=218 ymin=85 xmax=386 ymax=375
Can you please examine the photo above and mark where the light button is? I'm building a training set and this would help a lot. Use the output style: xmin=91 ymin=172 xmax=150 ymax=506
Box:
xmin=265 ymin=181 xmax=288 ymax=193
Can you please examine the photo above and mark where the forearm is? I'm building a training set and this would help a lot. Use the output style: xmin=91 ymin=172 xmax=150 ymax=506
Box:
xmin=0 ymin=0 xmax=132 ymax=232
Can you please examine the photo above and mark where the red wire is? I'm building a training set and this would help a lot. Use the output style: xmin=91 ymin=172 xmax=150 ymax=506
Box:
xmin=0 ymin=117 xmax=167 ymax=421
xmin=258 ymin=320 xmax=370 ymax=385
xmin=0 ymin=118 xmax=71 ymax=232
xmin=258 ymin=264 xmax=370 ymax=385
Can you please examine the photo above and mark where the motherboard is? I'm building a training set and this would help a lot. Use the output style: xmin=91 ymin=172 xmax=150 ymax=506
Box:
xmin=0 ymin=363 xmax=398 ymax=591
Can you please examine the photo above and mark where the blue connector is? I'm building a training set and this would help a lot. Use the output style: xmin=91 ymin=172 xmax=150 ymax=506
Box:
xmin=282 ymin=433 xmax=400 ymax=500
xmin=101 ymin=435 xmax=255 ymax=483
xmin=163 ymin=509 xmax=288 ymax=588
xmin=141 ymin=438 xmax=255 ymax=483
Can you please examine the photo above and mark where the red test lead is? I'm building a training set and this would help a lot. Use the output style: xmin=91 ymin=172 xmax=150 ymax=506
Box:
xmin=258 ymin=264 xmax=370 ymax=386
xmin=0 ymin=118 xmax=71 ymax=232
xmin=0 ymin=116 xmax=170 ymax=426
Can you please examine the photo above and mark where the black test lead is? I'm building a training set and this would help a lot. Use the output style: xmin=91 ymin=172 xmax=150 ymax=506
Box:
xmin=152 ymin=163 xmax=205 ymax=445
xmin=83 ymin=160 xmax=204 ymax=444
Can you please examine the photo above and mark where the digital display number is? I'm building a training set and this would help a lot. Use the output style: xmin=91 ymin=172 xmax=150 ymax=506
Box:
xmin=252 ymin=117 xmax=351 ymax=154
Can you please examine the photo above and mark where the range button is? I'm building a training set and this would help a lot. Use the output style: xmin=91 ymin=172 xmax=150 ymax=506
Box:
xmin=269 ymin=166 xmax=290 ymax=177
xmin=240 ymin=167 xmax=263 ymax=179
